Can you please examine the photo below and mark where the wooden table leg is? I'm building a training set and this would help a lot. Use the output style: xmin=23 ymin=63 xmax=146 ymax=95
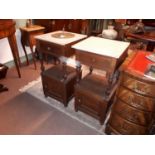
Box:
xmin=40 ymin=52 xmax=45 ymax=72
xmin=8 ymin=34 xmax=21 ymax=78
xmin=21 ymin=37 xmax=29 ymax=65
xmin=28 ymin=39 xmax=37 ymax=70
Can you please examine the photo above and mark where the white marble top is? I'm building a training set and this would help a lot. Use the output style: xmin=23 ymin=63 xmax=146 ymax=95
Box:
xmin=72 ymin=36 xmax=130 ymax=58
xmin=35 ymin=31 xmax=87 ymax=45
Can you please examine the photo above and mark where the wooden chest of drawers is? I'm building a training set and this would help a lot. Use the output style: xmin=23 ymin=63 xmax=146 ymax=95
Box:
xmin=105 ymin=51 xmax=155 ymax=135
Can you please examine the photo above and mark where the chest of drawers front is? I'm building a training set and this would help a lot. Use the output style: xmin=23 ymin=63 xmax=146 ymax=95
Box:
xmin=105 ymin=71 xmax=155 ymax=135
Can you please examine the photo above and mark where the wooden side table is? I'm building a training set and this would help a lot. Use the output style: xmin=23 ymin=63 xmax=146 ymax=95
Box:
xmin=35 ymin=30 xmax=87 ymax=72
xmin=0 ymin=19 xmax=21 ymax=78
xmin=20 ymin=25 xmax=45 ymax=69
xmin=72 ymin=36 xmax=130 ymax=124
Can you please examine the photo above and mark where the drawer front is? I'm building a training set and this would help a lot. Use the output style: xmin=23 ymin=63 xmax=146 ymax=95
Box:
xmin=113 ymin=99 xmax=153 ymax=126
xmin=108 ymin=113 xmax=147 ymax=135
xmin=39 ymin=41 xmax=63 ymax=57
xmin=76 ymin=50 xmax=116 ymax=74
xmin=42 ymin=76 xmax=63 ymax=98
xmin=117 ymin=86 xmax=155 ymax=112
xmin=75 ymin=90 xmax=100 ymax=114
xmin=121 ymin=73 xmax=155 ymax=97
xmin=105 ymin=124 xmax=121 ymax=135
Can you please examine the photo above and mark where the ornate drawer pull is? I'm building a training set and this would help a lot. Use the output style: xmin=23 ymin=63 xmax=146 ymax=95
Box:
xmin=133 ymin=82 xmax=147 ymax=94
xmin=128 ymin=95 xmax=145 ymax=107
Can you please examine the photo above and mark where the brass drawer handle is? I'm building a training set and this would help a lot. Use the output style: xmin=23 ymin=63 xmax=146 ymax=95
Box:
xmin=133 ymin=82 xmax=146 ymax=94
xmin=128 ymin=95 xmax=144 ymax=107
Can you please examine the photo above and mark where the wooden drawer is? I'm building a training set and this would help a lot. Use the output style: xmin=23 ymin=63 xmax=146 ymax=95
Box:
xmin=121 ymin=72 xmax=155 ymax=97
xmin=113 ymin=99 xmax=153 ymax=126
xmin=75 ymin=87 xmax=108 ymax=124
xmin=108 ymin=113 xmax=148 ymax=135
xmin=75 ymin=89 xmax=102 ymax=114
xmin=105 ymin=124 xmax=121 ymax=135
xmin=42 ymin=75 xmax=63 ymax=98
xmin=39 ymin=40 xmax=63 ymax=57
xmin=117 ymin=86 xmax=155 ymax=112
xmin=76 ymin=50 xmax=117 ymax=74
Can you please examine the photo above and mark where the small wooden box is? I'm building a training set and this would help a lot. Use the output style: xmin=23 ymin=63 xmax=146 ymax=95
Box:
xmin=74 ymin=74 xmax=117 ymax=124
xmin=41 ymin=64 xmax=77 ymax=107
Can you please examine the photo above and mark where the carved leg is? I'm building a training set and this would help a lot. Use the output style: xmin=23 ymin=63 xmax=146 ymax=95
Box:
xmin=76 ymin=65 xmax=82 ymax=83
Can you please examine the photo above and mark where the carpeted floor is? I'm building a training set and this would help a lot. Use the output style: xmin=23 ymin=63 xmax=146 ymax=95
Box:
xmin=0 ymin=92 xmax=101 ymax=135
xmin=0 ymin=61 xmax=102 ymax=135
xmin=19 ymin=77 xmax=109 ymax=134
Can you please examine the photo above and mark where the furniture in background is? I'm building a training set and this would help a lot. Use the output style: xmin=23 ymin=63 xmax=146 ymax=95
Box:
xmin=33 ymin=19 xmax=89 ymax=34
xmin=74 ymin=73 xmax=117 ymax=124
xmin=0 ymin=64 xmax=8 ymax=93
xmin=0 ymin=19 xmax=21 ymax=78
xmin=125 ymin=30 xmax=155 ymax=52
xmin=0 ymin=20 xmax=21 ymax=93
xmin=126 ymin=19 xmax=155 ymax=27
xmin=35 ymin=30 xmax=87 ymax=72
xmin=72 ymin=36 xmax=130 ymax=124
xmin=41 ymin=56 xmax=81 ymax=107
xmin=20 ymin=25 xmax=45 ymax=69
xmin=105 ymin=51 xmax=155 ymax=134
xmin=88 ymin=19 xmax=105 ymax=36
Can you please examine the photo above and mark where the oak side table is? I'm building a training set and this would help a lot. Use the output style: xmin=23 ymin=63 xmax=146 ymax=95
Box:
xmin=20 ymin=25 xmax=45 ymax=69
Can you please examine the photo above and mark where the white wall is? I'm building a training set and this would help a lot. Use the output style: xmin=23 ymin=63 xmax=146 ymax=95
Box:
xmin=15 ymin=19 xmax=27 ymax=28
xmin=0 ymin=29 xmax=31 ymax=64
